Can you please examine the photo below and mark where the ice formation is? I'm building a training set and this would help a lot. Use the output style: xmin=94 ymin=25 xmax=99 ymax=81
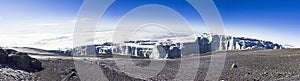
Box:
xmin=73 ymin=33 xmax=283 ymax=59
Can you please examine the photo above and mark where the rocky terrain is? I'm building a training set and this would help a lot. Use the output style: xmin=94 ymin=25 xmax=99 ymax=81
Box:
xmin=85 ymin=49 xmax=300 ymax=81
xmin=0 ymin=47 xmax=80 ymax=81
xmin=0 ymin=48 xmax=42 ymax=80
xmin=1 ymin=47 xmax=300 ymax=81
xmin=0 ymin=68 xmax=38 ymax=81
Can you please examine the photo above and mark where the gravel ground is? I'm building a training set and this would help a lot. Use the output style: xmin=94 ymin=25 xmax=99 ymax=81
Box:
xmin=34 ymin=59 xmax=80 ymax=81
xmin=219 ymin=49 xmax=300 ymax=80
xmin=0 ymin=67 xmax=38 ymax=81
xmin=87 ymin=49 xmax=300 ymax=81
xmin=2 ymin=48 xmax=299 ymax=81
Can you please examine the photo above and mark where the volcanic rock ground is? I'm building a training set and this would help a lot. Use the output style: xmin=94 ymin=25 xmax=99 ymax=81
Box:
xmin=1 ymin=48 xmax=300 ymax=81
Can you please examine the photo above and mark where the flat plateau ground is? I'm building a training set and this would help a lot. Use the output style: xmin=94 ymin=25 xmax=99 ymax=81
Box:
xmin=31 ymin=48 xmax=300 ymax=81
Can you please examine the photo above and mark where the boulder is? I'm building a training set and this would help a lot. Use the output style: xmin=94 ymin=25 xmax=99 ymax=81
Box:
xmin=8 ymin=52 xmax=42 ymax=72
xmin=0 ymin=48 xmax=8 ymax=64
xmin=30 ymin=58 xmax=42 ymax=70
xmin=230 ymin=63 xmax=238 ymax=70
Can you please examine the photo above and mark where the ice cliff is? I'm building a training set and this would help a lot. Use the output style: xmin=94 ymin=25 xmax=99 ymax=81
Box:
xmin=71 ymin=33 xmax=283 ymax=59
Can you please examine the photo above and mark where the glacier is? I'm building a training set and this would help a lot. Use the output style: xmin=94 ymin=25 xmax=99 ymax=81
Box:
xmin=73 ymin=33 xmax=283 ymax=59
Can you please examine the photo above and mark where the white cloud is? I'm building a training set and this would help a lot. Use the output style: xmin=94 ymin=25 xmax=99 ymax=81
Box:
xmin=71 ymin=18 xmax=90 ymax=23
xmin=32 ymin=23 xmax=59 ymax=26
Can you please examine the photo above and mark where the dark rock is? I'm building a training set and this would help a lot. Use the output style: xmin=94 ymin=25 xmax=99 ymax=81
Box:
xmin=231 ymin=63 xmax=238 ymax=69
xmin=31 ymin=58 xmax=42 ymax=71
xmin=4 ymin=49 xmax=17 ymax=54
xmin=8 ymin=53 xmax=31 ymax=70
xmin=0 ymin=48 xmax=8 ymax=64
xmin=8 ymin=52 xmax=42 ymax=72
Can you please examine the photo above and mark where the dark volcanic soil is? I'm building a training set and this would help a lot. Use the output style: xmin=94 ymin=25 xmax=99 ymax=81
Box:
xmin=35 ymin=59 xmax=80 ymax=81
xmin=219 ymin=49 xmax=300 ymax=81
xmin=24 ymin=48 xmax=300 ymax=81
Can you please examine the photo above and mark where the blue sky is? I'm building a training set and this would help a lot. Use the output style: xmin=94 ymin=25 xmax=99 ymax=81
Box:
xmin=0 ymin=0 xmax=300 ymax=47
